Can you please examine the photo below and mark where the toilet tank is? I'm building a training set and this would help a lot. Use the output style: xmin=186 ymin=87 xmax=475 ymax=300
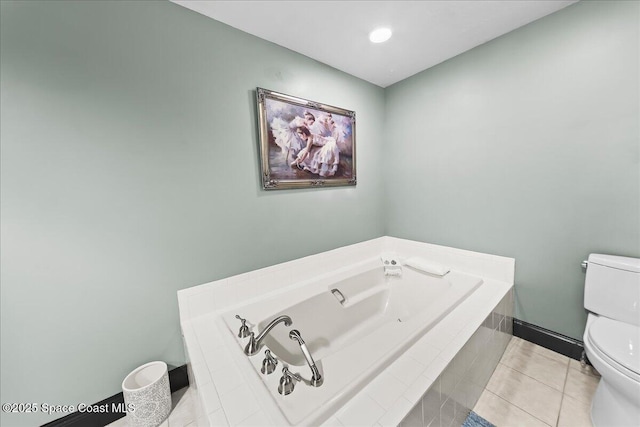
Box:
xmin=584 ymin=254 xmax=640 ymax=326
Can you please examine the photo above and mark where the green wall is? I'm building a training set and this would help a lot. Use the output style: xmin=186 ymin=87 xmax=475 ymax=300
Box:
xmin=384 ymin=0 xmax=639 ymax=340
xmin=0 ymin=1 xmax=385 ymax=425
xmin=2 ymin=1 xmax=639 ymax=425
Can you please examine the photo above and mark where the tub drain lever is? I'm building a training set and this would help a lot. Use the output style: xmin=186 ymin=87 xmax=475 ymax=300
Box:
xmin=289 ymin=329 xmax=323 ymax=387
xmin=331 ymin=288 xmax=346 ymax=305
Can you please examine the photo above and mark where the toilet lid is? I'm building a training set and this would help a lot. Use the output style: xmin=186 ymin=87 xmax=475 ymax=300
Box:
xmin=588 ymin=316 xmax=640 ymax=376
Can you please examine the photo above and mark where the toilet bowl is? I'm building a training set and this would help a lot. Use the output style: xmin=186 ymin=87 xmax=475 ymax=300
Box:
xmin=583 ymin=314 xmax=640 ymax=427
xmin=583 ymin=254 xmax=640 ymax=427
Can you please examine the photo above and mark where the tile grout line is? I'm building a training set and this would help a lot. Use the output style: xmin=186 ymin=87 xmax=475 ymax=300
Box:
xmin=501 ymin=338 xmax=571 ymax=381
xmin=496 ymin=355 xmax=569 ymax=424
xmin=482 ymin=389 xmax=554 ymax=427
xmin=487 ymin=364 xmax=564 ymax=426
xmin=512 ymin=349 xmax=570 ymax=367
xmin=554 ymin=358 xmax=571 ymax=426
xmin=510 ymin=337 xmax=572 ymax=365
xmin=497 ymin=360 xmax=567 ymax=394
xmin=494 ymin=339 xmax=596 ymax=427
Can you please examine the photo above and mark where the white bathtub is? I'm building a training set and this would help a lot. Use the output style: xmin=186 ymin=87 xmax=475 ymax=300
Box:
xmin=217 ymin=258 xmax=482 ymax=425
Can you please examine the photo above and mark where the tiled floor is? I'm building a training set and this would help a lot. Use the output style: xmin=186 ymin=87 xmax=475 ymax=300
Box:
xmin=110 ymin=336 xmax=600 ymax=426
xmin=109 ymin=386 xmax=197 ymax=427
xmin=474 ymin=336 xmax=600 ymax=427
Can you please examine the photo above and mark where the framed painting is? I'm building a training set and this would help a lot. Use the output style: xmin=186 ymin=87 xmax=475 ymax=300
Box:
xmin=256 ymin=87 xmax=356 ymax=190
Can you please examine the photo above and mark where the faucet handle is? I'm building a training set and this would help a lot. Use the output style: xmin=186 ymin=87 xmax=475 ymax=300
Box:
xmin=261 ymin=350 xmax=278 ymax=375
xmin=235 ymin=315 xmax=250 ymax=338
xmin=278 ymin=366 xmax=301 ymax=395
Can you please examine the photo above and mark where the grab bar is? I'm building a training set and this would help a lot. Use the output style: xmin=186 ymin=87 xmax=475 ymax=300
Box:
xmin=331 ymin=288 xmax=346 ymax=305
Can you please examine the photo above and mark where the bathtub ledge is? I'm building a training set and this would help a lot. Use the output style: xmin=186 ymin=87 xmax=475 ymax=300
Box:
xmin=178 ymin=238 xmax=514 ymax=426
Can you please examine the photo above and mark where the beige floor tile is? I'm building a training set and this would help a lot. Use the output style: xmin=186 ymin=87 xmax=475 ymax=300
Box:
xmin=564 ymin=368 xmax=600 ymax=405
xmin=557 ymin=394 xmax=594 ymax=427
xmin=168 ymin=388 xmax=197 ymax=426
xmin=500 ymin=336 xmax=519 ymax=363
xmin=107 ymin=415 xmax=128 ymax=426
xmin=501 ymin=345 xmax=569 ymax=391
xmin=505 ymin=337 xmax=570 ymax=364
xmin=486 ymin=363 xmax=562 ymax=426
xmin=502 ymin=336 xmax=517 ymax=353
xmin=109 ymin=416 xmax=170 ymax=426
xmin=474 ymin=390 xmax=550 ymax=427
xmin=107 ymin=387 xmax=194 ymax=427
xmin=569 ymin=359 xmax=601 ymax=378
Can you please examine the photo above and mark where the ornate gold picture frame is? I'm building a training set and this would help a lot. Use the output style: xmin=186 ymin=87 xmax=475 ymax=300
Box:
xmin=256 ymin=88 xmax=356 ymax=190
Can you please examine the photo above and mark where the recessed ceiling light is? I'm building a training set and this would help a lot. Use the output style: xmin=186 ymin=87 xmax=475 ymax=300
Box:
xmin=369 ymin=27 xmax=392 ymax=43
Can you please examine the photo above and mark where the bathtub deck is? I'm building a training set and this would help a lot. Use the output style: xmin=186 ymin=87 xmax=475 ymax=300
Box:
xmin=181 ymin=276 xmax=512 ymax=426
xmin=177 ymin=237 xmax=517 ymax=426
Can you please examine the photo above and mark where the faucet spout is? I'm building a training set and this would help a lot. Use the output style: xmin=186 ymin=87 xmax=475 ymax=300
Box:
xmin=244 ymin=315 xmax=292 ymax=356
xmin=289 ymin=329 xmax=323 ymax=387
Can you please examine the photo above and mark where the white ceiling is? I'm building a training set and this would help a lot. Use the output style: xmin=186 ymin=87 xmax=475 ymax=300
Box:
xmin=172 ymin=0 xmax=579 ymax=88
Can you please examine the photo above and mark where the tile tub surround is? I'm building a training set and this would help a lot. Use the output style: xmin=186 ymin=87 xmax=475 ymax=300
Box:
xmin=177 ymin=237 xmax=515 ymax=426
xmin=399 ymin=290 xmax=514 ymax=427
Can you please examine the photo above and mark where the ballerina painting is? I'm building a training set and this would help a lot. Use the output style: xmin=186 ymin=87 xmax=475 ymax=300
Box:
xmin=256 ymin=87 xmax=356 ymax=190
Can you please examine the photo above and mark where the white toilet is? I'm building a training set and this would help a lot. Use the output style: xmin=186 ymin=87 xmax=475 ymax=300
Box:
xmin=583 ymin=253 xmax=640 ymax=427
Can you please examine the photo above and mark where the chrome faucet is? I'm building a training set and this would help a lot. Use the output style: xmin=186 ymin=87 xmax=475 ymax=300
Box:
xmin=289 ymin=329 xmax=323 ymax=387
xmin=244 ymin=315 xmax=292 ymax=356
